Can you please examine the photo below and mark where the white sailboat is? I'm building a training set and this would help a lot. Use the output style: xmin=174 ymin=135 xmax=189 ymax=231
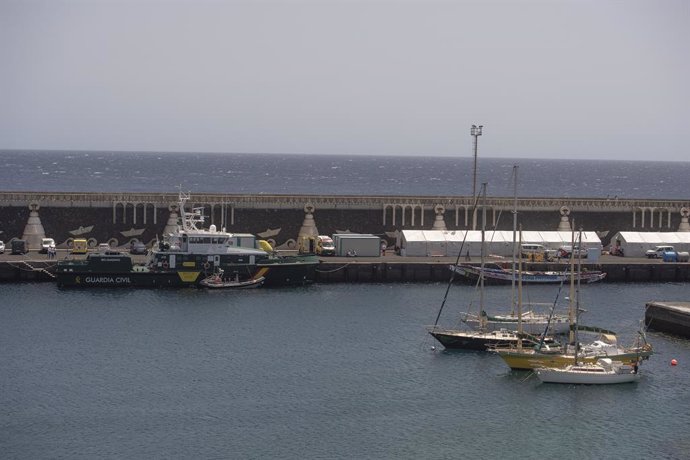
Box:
xmin=535 ymin=358 xmax=641 ymax=384
xmin=535 ymin=246 xmax=643 ymax=384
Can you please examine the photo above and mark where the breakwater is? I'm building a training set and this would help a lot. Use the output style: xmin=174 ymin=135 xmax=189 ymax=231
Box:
xmin=2 ymin=192 xmax=689 ymax=251
xmin=645 ymin=301 xmax=690 ymax=338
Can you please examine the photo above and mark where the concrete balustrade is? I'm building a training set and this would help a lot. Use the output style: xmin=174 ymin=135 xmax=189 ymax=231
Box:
xmin=1 ymin=192 xmax=689 ymax=251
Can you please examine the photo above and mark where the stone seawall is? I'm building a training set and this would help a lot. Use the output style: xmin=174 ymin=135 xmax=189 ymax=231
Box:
xmin=1 ymin=192 xmax=689 ymax=250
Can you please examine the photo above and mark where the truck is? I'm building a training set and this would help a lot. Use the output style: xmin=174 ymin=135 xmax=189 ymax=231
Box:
xmin=645 ymin=245 xmax=676 ymax=259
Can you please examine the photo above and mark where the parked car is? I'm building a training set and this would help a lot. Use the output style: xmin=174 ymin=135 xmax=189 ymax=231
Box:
xmin=98 ymin=243 xmax=111 ymax=253
xmin=129 ymin=241 xmax=148 ymax=255
xmin=645 ymin=245 xmax=676 ymax=259
xmin=40 ymin=238 xmax=56 ymax=254
xmin=0 ymin=240 xmax=4 ymax=253
xmin=557 ymin=245 xmax=588 ymax=259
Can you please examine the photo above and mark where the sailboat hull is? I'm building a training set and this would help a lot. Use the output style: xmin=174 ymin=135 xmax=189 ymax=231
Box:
xmin=536 ymin=367 xmax=640 ymax=384
xmin=494 ymin=346 xmax=653 ymax=370
xmin=450 ymin=264 xmax=606 ymax=284
xmin=428 ymin=328 xmax=541 ymax=351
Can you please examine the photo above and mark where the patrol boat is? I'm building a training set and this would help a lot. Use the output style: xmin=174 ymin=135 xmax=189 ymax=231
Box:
xmin=55 ymin=192 xmax=318 ymax=288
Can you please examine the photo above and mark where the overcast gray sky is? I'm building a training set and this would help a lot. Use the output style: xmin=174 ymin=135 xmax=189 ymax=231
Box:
xmin=1 ymin=0 xmax=688 ymax=160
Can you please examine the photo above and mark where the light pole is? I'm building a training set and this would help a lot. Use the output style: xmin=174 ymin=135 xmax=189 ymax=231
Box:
xmin=471 ymin=124 xmax=483 ymax=199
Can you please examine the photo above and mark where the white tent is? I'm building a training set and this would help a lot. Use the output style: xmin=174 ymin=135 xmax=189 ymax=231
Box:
xmin=400 ymin=230 xmax=602 ymax=258
xmin=400 ymin=230 xmax=428 ymax=256
xmin=610 ymin=232 xmax=690 ymax=257
xmin=424 ymin=231 xmax=449 ymax=257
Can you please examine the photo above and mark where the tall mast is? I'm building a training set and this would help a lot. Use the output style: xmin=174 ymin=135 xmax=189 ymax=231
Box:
xmin=568 ymin=219 xmax=576 ymax=346
xmin=574 ymin=228 xmax=583 ymax=364
xmin=511 ymin=165 xmax=518 ymax=315
xmin=517 ymin=224 xmax=523 ymax=351
xmin=479 ymin=183 xmax=487 ymax=327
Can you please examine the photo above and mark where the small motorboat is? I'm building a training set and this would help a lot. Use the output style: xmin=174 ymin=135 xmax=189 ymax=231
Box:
xmin=199 ymin=269 xmax=265 ymax=289
xmin=535 ymin=358 xmax=641 ymax=384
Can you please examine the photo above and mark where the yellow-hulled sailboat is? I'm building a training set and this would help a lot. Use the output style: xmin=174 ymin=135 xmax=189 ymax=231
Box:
xmin=493 ymin=228 xmax=653 ymax=370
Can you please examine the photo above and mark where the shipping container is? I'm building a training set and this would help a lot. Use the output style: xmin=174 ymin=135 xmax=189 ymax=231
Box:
xmin=333 ymin=234 xmax=381 ymax=257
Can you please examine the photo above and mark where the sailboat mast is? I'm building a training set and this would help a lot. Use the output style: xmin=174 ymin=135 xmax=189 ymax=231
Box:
xmin=517 ymin=225 xmax=523 ymax=351
xmin=568 ymin=219 xmax=576 ymax=346
xmin=511 ymin=165 xmax=518 ymax=315
xmin=479 ymin=183 xmax=487 ymax=324
xmin=574 ymin=228 xmax=583 ymax=364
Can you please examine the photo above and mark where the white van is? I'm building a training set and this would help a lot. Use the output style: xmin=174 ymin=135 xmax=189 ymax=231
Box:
xmin=40 ymin=238 xmax=56 ymax=254
xmin=316 ymin=235 xmax=335 ymax=256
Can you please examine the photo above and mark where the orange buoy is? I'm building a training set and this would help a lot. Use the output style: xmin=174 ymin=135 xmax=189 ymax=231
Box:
xmin=671 ymin=359 xmax=678 ymax=366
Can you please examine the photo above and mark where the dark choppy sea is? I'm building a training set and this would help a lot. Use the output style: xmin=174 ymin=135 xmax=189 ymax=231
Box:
xmin=2 ymin=282 xmax=690 ymax=459
xmin=1 ymin=150 xmax=690 ymax=198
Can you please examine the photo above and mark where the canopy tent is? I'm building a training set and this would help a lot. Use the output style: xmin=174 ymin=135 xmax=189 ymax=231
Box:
xmin=400 ymin=230 xmax=602 ymax=258
xmin=609 ymin=231 xmax=690 ymax=257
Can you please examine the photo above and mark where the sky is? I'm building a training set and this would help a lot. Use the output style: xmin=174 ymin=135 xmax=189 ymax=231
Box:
xmin=1 ymin=0 xmax=688 ymax=161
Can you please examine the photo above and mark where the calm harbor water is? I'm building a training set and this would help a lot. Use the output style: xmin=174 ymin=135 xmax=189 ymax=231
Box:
xmin=2 ymin=281 xmax=690 ymax=459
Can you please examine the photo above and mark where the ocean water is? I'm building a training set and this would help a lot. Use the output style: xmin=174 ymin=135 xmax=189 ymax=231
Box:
xmin=2 ymin=282 xmax=690 ymax=459
xmin=1 ymin=150 xmax=690 ymax=199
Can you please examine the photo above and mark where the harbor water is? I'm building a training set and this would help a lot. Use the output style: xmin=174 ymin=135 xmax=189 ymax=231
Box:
xmin=2 ymin=281 xmax=690 ymax=459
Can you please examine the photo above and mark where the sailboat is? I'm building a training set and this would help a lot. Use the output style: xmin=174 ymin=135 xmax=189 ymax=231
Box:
xmin=449 ymin=264 xmax=606 ymax=285
xmin=535 ymin=292 xmax=642 ymax=384
xmin=535 ymin=358 xmax=641 ymax=384
xmin=458 ymin=166 xmax=571 ymax=335
xmin=494 ymin=229 xmax=653 ymax=370
xmin=427 ymin=183 xmax=553 ymax=351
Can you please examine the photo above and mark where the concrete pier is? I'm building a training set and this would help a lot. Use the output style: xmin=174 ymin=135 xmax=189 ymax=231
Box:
xmin=645 ymin=301 xmax=690 ymax=338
